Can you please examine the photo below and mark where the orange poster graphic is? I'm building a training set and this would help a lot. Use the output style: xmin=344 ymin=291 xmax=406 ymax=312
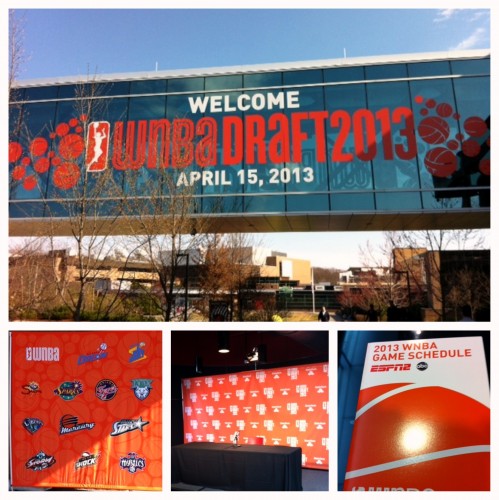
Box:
xmin=10 ymin=330 xmax=162 ymax=491
xmin=344 ymin=337 xmax=489 ymax=491
xmin=181 ymin=362 xmax=329 ymax=470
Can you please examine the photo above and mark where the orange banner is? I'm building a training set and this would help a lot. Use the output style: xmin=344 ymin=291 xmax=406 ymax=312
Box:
xmin=344 ymin=337 xmax=489 ymax=491
xmin=10 ymin=330 xmax=162 ymax=491
xmin=181 ymin=362 xmax=329 ymax=469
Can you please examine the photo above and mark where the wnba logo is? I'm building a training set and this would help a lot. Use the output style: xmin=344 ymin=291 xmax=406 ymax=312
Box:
xmin=86 ymin=121 xmax=110 ymax=172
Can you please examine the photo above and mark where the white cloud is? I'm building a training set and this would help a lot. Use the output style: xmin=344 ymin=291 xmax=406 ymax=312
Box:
xmin=433 ymin=9 xmax=457 ymax=23
xmin=450 ymin=27 xmax=487 ymax=50
xmin=470 ymin=11 xmax=488 ymax=22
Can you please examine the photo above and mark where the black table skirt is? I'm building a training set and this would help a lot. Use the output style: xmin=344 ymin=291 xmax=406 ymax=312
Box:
xmin=171 ymin=442 xmax=303 ymax=491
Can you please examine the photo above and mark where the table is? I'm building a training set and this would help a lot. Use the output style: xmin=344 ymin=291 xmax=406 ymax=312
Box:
xmin=171 ymin=442 xmax=303 ymax=491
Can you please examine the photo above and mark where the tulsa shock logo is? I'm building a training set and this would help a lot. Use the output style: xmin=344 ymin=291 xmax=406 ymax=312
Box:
xmin=110 ymin=417 xmax=149 ymax=436
xmin=75 ymin=451 xmax=101 ymax=470
xmin=54 ymin=381 xmax=83 ymax=400
xmin=25 ymin=451 xmax=56 ymax=471
xmin=23 ymin=418 xmax=43 ymax=434
xmin=129 ymin=342 xmax=147 ymax=363
xmin=131 ymin=379 xmax=153 ymax=400
xmin=120 ymin=452 xmax=146 ymax=474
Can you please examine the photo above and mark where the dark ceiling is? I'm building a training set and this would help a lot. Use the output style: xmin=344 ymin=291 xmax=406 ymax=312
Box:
xmin=171 ymin=330 xmax=329 ymax=372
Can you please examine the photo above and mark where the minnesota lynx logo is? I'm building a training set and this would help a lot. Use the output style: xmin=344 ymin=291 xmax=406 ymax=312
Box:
xmin=132 ymin=379 xmax=153 ymax=400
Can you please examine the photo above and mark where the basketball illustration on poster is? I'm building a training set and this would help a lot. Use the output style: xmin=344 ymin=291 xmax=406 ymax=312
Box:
xmin=344 ymin=336 xmax=489 ymax=491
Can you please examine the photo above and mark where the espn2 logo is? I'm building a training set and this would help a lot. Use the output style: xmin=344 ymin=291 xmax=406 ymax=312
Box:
xmin=370 ymin=363 xmax=411 ymax=372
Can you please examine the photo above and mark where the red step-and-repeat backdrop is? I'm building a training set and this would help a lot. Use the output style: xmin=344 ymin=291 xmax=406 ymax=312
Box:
xmin=181 ymin=362 xmax=329 ymax=469
xmin=10 ymin=330 xmax=162 ymax=491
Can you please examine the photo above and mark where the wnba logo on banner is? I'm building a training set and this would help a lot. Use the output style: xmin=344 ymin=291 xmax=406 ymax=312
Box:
xmin=86 ymin=121 xmax=110 ymax=172
xmin=26 ymin=346 xmax=60 ymax=362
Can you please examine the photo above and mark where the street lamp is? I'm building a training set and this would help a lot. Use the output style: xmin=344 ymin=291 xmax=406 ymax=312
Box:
xmin=177 ymin=253 xmax=190 ymax=321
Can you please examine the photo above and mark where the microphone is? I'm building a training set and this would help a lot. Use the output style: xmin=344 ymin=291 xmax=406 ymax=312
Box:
xmin=233 ymin=431 xmax=240 ymax=447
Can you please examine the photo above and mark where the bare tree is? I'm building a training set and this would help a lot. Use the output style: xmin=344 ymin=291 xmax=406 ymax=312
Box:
xmin=9 ymin=237 xmax=60 ymax=319
xmin=9 ymin=10 xmax=29 ymax=99
xmin=385 ymin=229 xmax=488 ymax=320
xmin=9 ymin=79 xmax=141 ymax=320
xmin=199 ymin=233 xmax=265 ymax=321
xmin=120 ymin=165 xmax=210 ymax=321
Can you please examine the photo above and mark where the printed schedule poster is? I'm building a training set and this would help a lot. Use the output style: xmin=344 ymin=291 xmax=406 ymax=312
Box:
xmin=9 ymin=330 xmax=162 ymax=491
xmin=344 ymin=336 xmax=489 ymax=491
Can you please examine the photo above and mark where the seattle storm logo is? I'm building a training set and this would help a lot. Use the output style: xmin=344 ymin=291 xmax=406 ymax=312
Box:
xmin=132 ymin=379 xmax=153 ymax=400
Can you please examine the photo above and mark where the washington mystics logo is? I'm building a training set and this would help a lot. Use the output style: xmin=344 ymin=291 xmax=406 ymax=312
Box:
xmin=120 ymin=452 xmax=146 ymax=474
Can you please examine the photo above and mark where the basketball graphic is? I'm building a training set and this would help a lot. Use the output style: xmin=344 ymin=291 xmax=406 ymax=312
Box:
xmin=462 ymin=139 xmax=481 ymax=158
xmin=34 ymin=157 xmax=50 ymax=174
xmin=53 ymin=162 xmax=80 ymax=190
xmin=479 ymin=159 xmax=490 ymax=176
xmin=9 ymin=142 xmax=23 ymax=163
xmin=30 ymin=137 xmax=49 ymax=157
xmin=59 ymin=134 xmax=85 ymax=160
xmin=424 ymin=147 xmax=457 ymax=178
xmin=436 ymin=102 xmax=453 ymax=118
xmin=417 ymin=117 xmax=450 ymax=145
xmin=463 ymin=116 xmax=488 ymax=137
xmin=344 ymin=337 xmax=490 ymax=491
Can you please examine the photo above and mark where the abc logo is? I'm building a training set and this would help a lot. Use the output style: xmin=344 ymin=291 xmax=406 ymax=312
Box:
xmin=417 ymin=362 xmax=428 ymax=371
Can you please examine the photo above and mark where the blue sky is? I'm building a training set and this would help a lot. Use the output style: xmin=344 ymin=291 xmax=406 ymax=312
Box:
xmin=8 ymin=5 xmax=492 ymax=268
xmin=15 ymin=7 xmax=491 ymax=81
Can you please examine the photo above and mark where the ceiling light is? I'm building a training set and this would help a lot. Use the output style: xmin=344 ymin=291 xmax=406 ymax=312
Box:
xmin=218 ymin=332 xmax=230 ymax=353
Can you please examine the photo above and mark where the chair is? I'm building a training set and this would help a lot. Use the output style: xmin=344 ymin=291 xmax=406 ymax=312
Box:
xmin=247 ymin=436 xmax=264 ymax=445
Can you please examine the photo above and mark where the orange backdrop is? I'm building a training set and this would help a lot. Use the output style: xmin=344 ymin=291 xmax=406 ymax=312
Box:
xmin=10 ymin=330 xmax=162 ymax=491
xmin=181 ymin=362 xmax=329 ymax=469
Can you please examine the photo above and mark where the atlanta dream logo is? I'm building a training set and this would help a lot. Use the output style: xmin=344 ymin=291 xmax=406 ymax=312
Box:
xmin=9 ymin=95 xmax=489 ymax=192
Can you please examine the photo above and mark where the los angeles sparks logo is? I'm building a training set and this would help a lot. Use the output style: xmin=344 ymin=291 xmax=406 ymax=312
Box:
xmin=9 ymin=96 xmax=490 ymax=192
